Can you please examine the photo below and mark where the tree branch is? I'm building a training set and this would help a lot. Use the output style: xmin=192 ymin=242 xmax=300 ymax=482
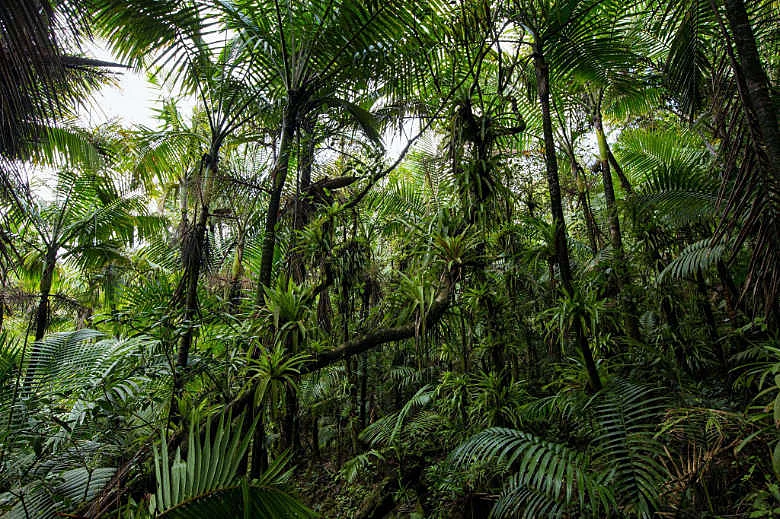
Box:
xmin=302 ymin=272 xmax=454 ymax=373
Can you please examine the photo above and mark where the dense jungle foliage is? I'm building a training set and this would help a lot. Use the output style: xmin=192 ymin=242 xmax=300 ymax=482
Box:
xmin=0 ymin=0 xmax=778 ymax=517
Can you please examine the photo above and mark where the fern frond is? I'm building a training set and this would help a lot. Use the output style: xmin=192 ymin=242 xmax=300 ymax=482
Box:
xmin=658 ymin=238 xmax=727 ymax=283
xmin=360 ymin=385 xmax=434 ymax=448
xmin=451 ymin=427 xmax=609 ymax=517
xmin=588 ymin=379 xmax=667 ymax=517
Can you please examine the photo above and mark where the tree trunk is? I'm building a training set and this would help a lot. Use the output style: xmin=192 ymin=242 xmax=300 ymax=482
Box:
xmin=359 ymin=353 xmax=368 ymax=431
xmin=300 ymin=116 xmax=316 ymax=190
xmin=290 ymin=117 xmax=317 ymax=284
xmin=176 ymin=207 xmax=206 ymax=370
xmin=25 ymin=246 xmax=57 ymax=390
xmin=722 ymin=0 xmax=780 ymax=174
xmin=34 ymin=247 xmax=57 ymax=341
xmin=534 ymin=45 xmax=602 ymax=391
xmin=720 ymin=0 xmax=780 ymax=319
xmin=175 ymin=152 xmax=217 ymax=399
xmin=608 ymin=149 xmax=633 ymax=195
xmin=281 ymin=382 xmax=300 ymax=455
xmin=569 ymin=153 xmax=600 ymax=255
xmin=257 ymin=112 xmax=296 ymax=296
xmin=594 ymin=107 xmax=641 ymax=343
xmin=311 ymin=415 xmax=320 ymax=460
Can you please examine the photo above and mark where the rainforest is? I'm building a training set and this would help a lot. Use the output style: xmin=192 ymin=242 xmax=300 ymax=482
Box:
xmin=0 ymin=0 xmax=778 ymax=517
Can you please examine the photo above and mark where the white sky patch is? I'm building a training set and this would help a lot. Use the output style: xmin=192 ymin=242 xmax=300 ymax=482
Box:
xmin=77 ymin=41 xmax=160 ymax=128
xmin=384 ymin=117 xmax=423 ymax=162
xmin=78 ymin=41 xmax=196 ymax=129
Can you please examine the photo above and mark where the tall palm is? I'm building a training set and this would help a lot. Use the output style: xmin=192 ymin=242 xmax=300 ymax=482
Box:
xmin=506 ymin=0 xmax=633 ymax=391
xmin=548 ymin=12 xmax=656 ymax=343
xmin=91 ymin=2 xmax=271 ymax=385
xmin=645 ymin=0 xmax=779 ymax=321
xmin=219 ymin=0 xmax=436 ymax=295
xmin=581 ymin=64 xmax=659 ymax=342
xmin=9 ymin=168 xmax=143 ymax=389
xmin=0 ymin=1 xmax=120 ymax=293
xmin=716 ymin=0 xmax=778 ymax=320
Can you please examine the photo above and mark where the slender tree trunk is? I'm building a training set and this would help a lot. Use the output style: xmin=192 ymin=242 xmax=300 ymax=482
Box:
xmin=594 ymin=107 xmax=641 ymax=343
xmin=300 ymin=116 xmax=316 ymax=190
xmin=34 ymin=247 xmax=57 ymax=341
xmin=177 ymin=208 xmax=206 ymax=369
xmin=559 ymin=124 xmax=600 ymax=254
xmin=227 ymin=228 xmax=245 ymax=310
xmin=534 ymin=45 xmax=601 ymax=391
xmin=257 ymin=113 xmax=296 ymax=296
xmin=177 ymin=183 xmax=213 ymax=368
xmin=722 ymin=0 xmax=780 ymax=173
xmin=253 ymin=112 xmax=296 ymax=470
xmin=569 ymin=154 xmax=600 ymax=255
xmin=608 ymin=150 xmax=633 ymax=195
xmin=174 ymin=153 xmax=217 ymax=401
xmin=290 ymin=117 xmax=317 ymax=284
xmin=25 ymin=247 xmax=57 ymax=390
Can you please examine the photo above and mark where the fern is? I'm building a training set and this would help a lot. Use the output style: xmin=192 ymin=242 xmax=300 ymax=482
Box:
xmin=360 ymin=384 xmax=434 ymax=448
xmin=450 ymin=427 xmax=611 ymax=517
xmin=0 ymin=467 xmax=116 ymax=519
xmin=586 ymin=379 xmax=667 ymax=517
xmin=340 ymin=449 xmax=385 ymax=484
xmin=658 ymin=238 xmax=727 ymax=283
xmin=451 ymin=379 xmax=668 ymax=518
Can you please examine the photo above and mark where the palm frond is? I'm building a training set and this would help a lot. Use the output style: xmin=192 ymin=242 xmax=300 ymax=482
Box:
xmin=0 ymin=467 xmax=116 ymax=519
xmin=360 ymin=384 xmax=434 ymax=448
xmin=658 ymin=237 xmax=727 ymax=283
xmin=587 ymin=379 xmax=668 ymax=517
xmin=450 ymin=427 xmax=611 ymax=518
xmin=150 ymin=412 xmax=314 ymax=518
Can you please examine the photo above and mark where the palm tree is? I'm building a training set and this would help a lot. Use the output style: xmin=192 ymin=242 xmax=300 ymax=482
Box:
xmin=507 ymin=0 xmax=632 ymax=391
xmin=90 ymin=2 xmax=272 ymax=390
xmin=9 ymin=168 xmax=143 ymax=388
xmin=716 ymin=0 xmax=779 ymax=321
xmin=0 ymin=0 xmax=104 ymax=159
xmin=219 ymin=0 xmax=431 ymax=295
xmin=646 ymin=0 xmax=779 ymax=321
xmin=587 ymin=86 xmax=645 ymax=342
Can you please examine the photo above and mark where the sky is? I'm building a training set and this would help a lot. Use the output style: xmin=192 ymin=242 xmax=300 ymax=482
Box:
xmin=78 ymin=42 xmax=195 ymax=129
xmin=77 ymin=42 xmax=419 ymax=161
xmin=78 ymin=42 xmax=155 ymax=127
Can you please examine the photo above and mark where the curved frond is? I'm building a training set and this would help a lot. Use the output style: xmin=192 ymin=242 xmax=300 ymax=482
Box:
xmin=658 ymin=238 xmax=727 ymax=283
